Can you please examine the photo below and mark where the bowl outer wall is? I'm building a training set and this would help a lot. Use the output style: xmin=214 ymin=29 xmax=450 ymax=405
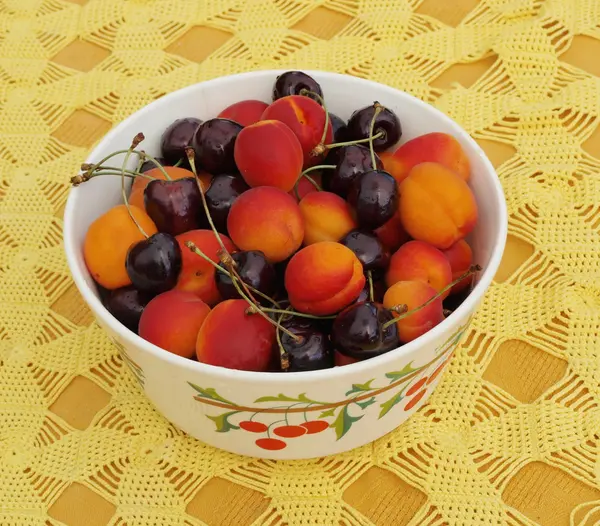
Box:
xmin=63 ymin=70 xmax=507 ymax=459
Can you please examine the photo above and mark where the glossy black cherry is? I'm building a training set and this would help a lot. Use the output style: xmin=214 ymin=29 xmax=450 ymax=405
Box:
xmin=279 ymin=318 xmax=334 ymax=372
xmin=144 ymin=178 xmax=203 ymax=236
xmin=193 ymin=118 xmax=242 ymax=175
xmin=347 ymin=169 xmax=398 ymax=229
xmin=216 ymin=250 xmax=277 ymax=304
xmin=105 ymin=286 xmax=154 ymax=334
xmin=126 ymin=232 xmax=182 ymax=294
xmin=273 ymin=71 xmax=323 ymax=102
xmin=160 ymin=118 xmax=202 ymax=166
xmin=326 ymin=144 xmax=383 ymax=197
xmin=332 ymin=301 xmax=399 ymax=359
xmin=340 ymin=229 xmax=390 ymax=271
xmin=204 ymin=174 xmax=249 ymax=234
xmin=356 ymin=278 xmax=386 ymax=304
xmin=347 ymin=103 xmax=401 ymax=151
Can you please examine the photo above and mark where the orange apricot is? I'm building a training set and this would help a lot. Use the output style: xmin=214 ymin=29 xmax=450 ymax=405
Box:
xmin=84 ymin=204 xmax=157 ymax=290
xmin=285 ymin=241 xmax=365 ymax=315
xmin=234 ymin=120 xmax=303 ymax=192
xmin=261 ymin=95 xmax=333 ymax=167
xmin=217 ymin=99 xmax=269 ymax=126
xmin=129 ymin=165 xmax=211 ymax=210
xmin=398 ymin=162 xmax=478 ymax=250
xmin=139 ymin=290 xmax=210 ymax=359
xmin=374 ymin=214 xmax=410 ymax=252
xmin=442 ymin=239 xmax=474 ymax=294
xmin=227 ymin=186 xmax=304 ymax=263
xmin=196 ymin=299 xmax=275 ymax=371
xmin=175 ymin=229 xmax=236 ymax=305
xmin=386 ymin=240 xmax=453 ymax=299
xmin=383 ymin=280 xmax=444 ymax=343
xmin=390 ymin=132 xmax=471 ymax=182
xmin=299 ymin=191 xmax=357 ymax=245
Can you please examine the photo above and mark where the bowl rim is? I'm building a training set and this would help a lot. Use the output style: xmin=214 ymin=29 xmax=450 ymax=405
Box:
xmin=64 ymin=68 xmax=508 ymax=384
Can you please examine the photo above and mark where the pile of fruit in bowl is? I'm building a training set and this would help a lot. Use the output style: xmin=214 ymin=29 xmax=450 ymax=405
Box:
xmin=73 ymin=70 xmax=481 ymax=375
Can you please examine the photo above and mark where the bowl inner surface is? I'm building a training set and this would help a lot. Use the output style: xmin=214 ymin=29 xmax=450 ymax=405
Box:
xmin=64 ymin=70 xmax=507 ymax=380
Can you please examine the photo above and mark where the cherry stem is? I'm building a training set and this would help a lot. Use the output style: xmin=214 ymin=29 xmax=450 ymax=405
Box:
xmin=136 ymin=149 xmax=171 ymax=180
xmin=322 ymin=132 xmax=384 ymax=151
xmin=368 ymin=102 xmax=383 ymax=170
xmin=186 ymin=148 xmax=233 ymax=262
xmin=83 ymin=147 xmax=171 ymax=181
xmin=228 ymin=265 xmax=301 ymax=342
xmin=185 ymin=242 xmax=280 ymax=308
xmin=382 ymin=265 xmax=482 ymax=330
xmin=367 ymin=271 xmax=374 ymax=303
xmin=261 ymin=308 xmax=336 ymax=320
xmin=276 ymin=310 xmax=291 ymax=371
xmin=293 ymin=164 xmax=333 ymax=200
xmin=299 ymin=88 xmax=329 ymax=145
xmin=121 ymin=133 xmax=148 ymax=238
xmin=71 ymin=169 xmax=158 ymax=186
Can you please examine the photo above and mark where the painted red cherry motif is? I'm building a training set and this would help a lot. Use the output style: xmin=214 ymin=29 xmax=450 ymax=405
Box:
xmin=273 ymin=425 xmax=307 ymax=438
xmin=406 ymin=377 xmax=428 ymax=397
xmin=239 ymin=421 xmax=268 ymax=433
xmin=300 ymin=420 xmax=329 ymax=434
xmin=256 ymin=438 xmax=287 ymax=450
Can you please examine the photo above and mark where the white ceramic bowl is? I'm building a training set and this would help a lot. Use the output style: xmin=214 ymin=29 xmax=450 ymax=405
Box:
xmin=64 ymin=70 xmax=507 ymax=459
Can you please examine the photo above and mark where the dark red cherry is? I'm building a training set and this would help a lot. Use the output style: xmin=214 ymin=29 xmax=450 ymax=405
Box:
xmin=105 ymin=286 xmax=154 ymax=334
xmin=356 ymin=277 xmax=386 ymax=304
xmin=273 ymin=71 xmax=323 ymax=102
xmin=216 ymin=250 xmax=277 ymax=304
xmin=278 ymin=318 xmax=334 ymax=372
xmin=326 ymin=144 xmax=383 ymax=197
xmin=347 ymin=170 xmax=399 ymax=229
xmin=346 ymin=103 xmax=402 ymax=151
xmin=126 ymin=233 xmax=182 ymax=294
xmin=193 ymin=118 xmax=242 ymax=175
xmin=140 ymin=157 xmax=168 ymax=173
xmin=340 ymin=230 xmax=390 ymax=271
xmin=332 ymin=301 xmax=400 ymax=359
xmin=160 ymin=118 xmax=202 ymax=167
xmin=204 ymin=174 xmax=249 ymax=234
xmin=144 ymin=178 xmax=203 ymax=236
xmin=329 ymin=113 xmax=348 ymax=143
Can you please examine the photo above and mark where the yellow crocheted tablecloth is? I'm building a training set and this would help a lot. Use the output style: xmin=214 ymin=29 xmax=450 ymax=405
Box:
xmin=2 ymin=0 xmax=600 ymax=525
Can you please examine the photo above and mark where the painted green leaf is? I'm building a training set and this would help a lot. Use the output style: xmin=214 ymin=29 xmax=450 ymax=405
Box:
xmin=207 ymin=411 xmax=240 ymax=432
xmin=319 ymin=408 xmax=336 ymax=418
xmin=355 ymin=397 xmax=376 ymax=410
xmin=378 ymin=391 xmax=405 ymax=419
xmin=385 ymin=362 xmax=417 ymax=383
xmin=188 ymin=384 xmax=235 ymax=405
xmin=254 ymin=392 xmax=326 ymax=404
xmin=345 ymin=379 xmax=375 ymax=396
xmin=332 ymin=406 xmax=363 ymax=440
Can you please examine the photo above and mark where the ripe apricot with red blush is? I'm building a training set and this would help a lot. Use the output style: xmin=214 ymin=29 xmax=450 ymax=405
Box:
xmin=196 ymin=299 xmax=275 ymax=371
xmin=217 ymin=99 xmax=269 ymax=126
xmin=285 ymin=241 xmax=365 ymax=315
xmin=390 ymin=132 xmax=471 ymax=182
xmin=442 ymin=239 xmax=474 ymax=294
xmin=261 ymin=95 xmax=333 ymax=167
xmin=386 ymin=240 xmax=453 ymax=299
xmin=383 ymin=280 xmax=444 ymax=343
xmin=299 ymin=191 xmax=357 ymax=245
xmin=234 ymin=120 xmax=303 ymax=192
xmin=139 ymin=290 xmax=210 ymax=359
xmin=289 ymin=172 xmax=322 ymax=202
xmin=175 ymin=229 xmax=236 ymax=306
xmin=227 ymin=186 xmax=304 ymax=263
xmin=399 ymin=162 xmax=478 ymax=250
xmin=374 ymin=214 xmax=410 ymax=252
